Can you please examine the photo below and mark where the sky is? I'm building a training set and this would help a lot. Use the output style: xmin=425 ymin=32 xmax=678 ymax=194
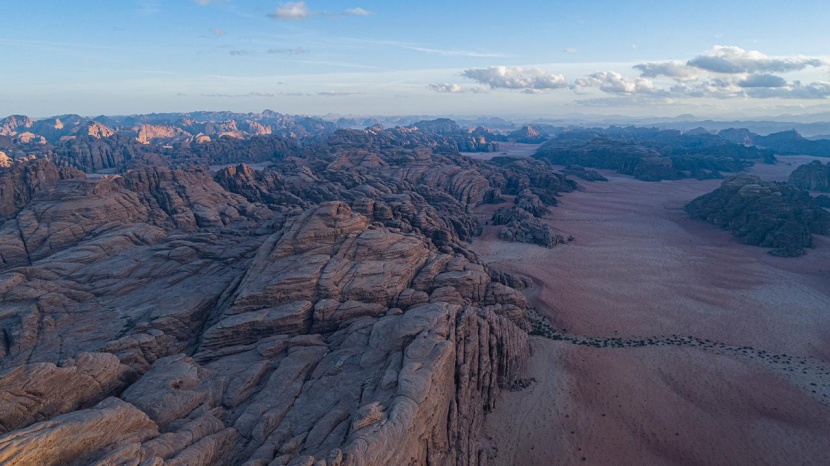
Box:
xmin=2 ymin=0 xmax=830 ymax=119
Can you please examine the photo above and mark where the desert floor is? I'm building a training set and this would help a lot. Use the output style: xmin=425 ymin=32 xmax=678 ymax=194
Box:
xmin=461 ymin=142 xmax=542 ymax=160
xmin=475 ymin=156 xmax=830 ymax=465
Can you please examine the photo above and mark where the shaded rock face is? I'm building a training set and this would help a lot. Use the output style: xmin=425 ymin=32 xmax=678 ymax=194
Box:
xmin=0 ymin=131 xmax=539 ymax=465
xmin=789 ymin=160 xmax=830 ymax=192
xmin=0 ymin=158 xmax=85 ymax=224
xmin=686 ymin=174 xmax=830 ymax=256
xmin=514 ymin=189 xmax=549 ymax=217
xmin=492 ymin=207 xmax=567 ymax=248
xmin=535 ymin=126 xmax=775 ymax=181
xmin=561 ymin=165 xmax=608 ymax=182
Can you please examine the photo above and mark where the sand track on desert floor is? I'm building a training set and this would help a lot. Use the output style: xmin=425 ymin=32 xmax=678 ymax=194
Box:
xmin=476 ymin=158 xmax=830 ymax=465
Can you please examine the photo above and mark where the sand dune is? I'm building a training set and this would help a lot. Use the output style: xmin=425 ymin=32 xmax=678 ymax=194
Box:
xmin=478 ymin=161 xmax=830 ymax=465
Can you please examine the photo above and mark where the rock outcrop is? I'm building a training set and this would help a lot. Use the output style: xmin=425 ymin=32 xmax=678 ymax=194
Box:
xmin=0 ymin=157 xmax=85 ymax=223
xmin=561 ymin=165 xmax=608 ymax=182
xmin=788 ymin=160 xmax=830 ymax=192
xmin=535 ymin=126 xmax=775 ymax=181
xmin=0 ymin=126 xmax=543 ymax=465
xmin=720 ymin=128 xmax=830 ymax=158
xmin=686 ymin=174 xmax=830 ymax=256
xmin=492 ymin=207 xmax=567 ymax=248
xmin=507 ymin=125 xmax=549 ymax=144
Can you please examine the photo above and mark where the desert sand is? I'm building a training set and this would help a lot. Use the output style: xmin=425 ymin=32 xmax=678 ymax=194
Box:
xmin=477 ymin=157 xmax=830 ymax=465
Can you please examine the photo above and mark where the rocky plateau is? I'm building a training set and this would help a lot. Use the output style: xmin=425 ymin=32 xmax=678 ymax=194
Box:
xmin=0 ymin=119 xmax=582 ymax=466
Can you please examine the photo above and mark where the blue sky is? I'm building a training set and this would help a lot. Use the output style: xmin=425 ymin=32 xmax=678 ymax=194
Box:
xmin=2 ymin=0 xmax=830 ymax=118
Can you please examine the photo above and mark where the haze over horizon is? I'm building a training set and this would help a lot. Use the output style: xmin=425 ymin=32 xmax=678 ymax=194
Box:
xmin=3 ymin=0 xmax=830 ymax=119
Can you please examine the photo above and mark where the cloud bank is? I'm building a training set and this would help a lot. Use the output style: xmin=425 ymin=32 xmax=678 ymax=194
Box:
xmin=632 ymin=46 xmax=830 ymax=100
xmin=462 ymin=66 xmax=568 ymax=91
xmin=429 ymin=46 xmax=830 ymax=102
xmin=575 ymin=72 xmax=658 ymax=95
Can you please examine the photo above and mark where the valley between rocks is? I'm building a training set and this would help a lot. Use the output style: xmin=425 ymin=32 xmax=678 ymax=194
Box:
xmin=478 ymin=160 xmax=830 ymax=465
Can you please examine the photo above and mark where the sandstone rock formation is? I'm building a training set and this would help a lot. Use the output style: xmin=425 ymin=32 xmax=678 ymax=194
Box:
xmin=561 ymin=165 xmax=608 ymax=182
xmin=492 ymin=207 xmax=567 ymax=248
xmin=0 ymin=115 xmax=34 ymax=136
xmin=0 ymin=157 xmax=85 ymax=223
xmin=507 ymin=125 xmax=549 ymax=144
xmin=788 ymin=160 xmax=830 ymax=192
xmin=535 ymin=127 xmax=775 ymax=181
xmin=686 ymin=174 xmax=830 ymax=256
xmin=0 ymin=126 xmax=546 ymax=465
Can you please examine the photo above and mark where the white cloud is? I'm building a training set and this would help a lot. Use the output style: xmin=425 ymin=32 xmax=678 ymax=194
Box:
xmin=563 ymin=48 xmax=578 ymax=54
xmin=344 ymin=7 xmax=372 ymax=16
xmin=270 ymin=1 xmax=310 ymax=20
xmin=269 ymin=2 xmax=372 ymax=20
xmin=428 ymin=83 xmax=489 ymax=94
xmin=661 ymin=76 xmax=830 ymax=100
xmin=462 ymin=66 xmax=568 ymax=91
xmin=634 ymin=61 xmax=699 ymax=81
xmin=210 ymin=27 xmax=226 ymax=37
xmin=618 ymin=45 xmax=830 ymax=100
xmin=668 ymin=80 xmax=739 ymax=99
xmin=744 ymin=81 xmax=830 ymax=99
xmin=429 ymin=83 xmax=464 ymax=93
xmin=687 ymin=45 xmax=826 ymax=74
xmin=575 ymin=71 xmax=658 ymax=95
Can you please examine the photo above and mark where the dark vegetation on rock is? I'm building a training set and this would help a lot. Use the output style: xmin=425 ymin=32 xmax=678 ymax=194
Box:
xmin=686 ymin=174 xmax=830 ymax=256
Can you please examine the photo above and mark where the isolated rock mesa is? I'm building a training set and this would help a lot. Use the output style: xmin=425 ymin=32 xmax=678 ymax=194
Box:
xmin=686 ymin=174 xmax=830 ymax=256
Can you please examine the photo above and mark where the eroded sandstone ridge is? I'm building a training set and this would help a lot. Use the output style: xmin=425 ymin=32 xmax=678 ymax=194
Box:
xmin=0 ymin=124 xmax=574 ymax=465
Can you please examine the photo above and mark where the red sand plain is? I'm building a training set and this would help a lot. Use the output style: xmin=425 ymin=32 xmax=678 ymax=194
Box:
xmin=477 ymin=157 xmax=830 ymax=465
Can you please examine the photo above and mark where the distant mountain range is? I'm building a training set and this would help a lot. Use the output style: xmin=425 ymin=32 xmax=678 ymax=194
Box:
xmin=1 ymin=111 xmax=828 ymax=178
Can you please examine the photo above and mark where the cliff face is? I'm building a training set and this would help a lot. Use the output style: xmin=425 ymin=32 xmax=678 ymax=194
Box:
xmin=788 ymin=160 xmax=830 ymax=192
xmin=0 ymin=133 xmax=538 ymax=465
xmin=686 ymin=174 xmax=830 ymax=256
